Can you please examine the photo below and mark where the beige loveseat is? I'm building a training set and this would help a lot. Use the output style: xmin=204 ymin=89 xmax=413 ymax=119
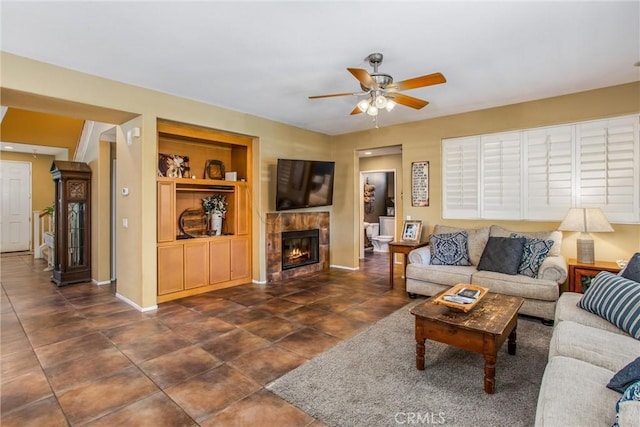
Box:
xmin=535 ymin=292 xmax=640 ymax=426
xmin=405 ymin=225 xmax=568 ymax=321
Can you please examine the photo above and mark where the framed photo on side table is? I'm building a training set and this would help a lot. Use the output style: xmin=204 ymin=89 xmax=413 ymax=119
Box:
xmin=401 ymin=220 xmax=422 ymax=243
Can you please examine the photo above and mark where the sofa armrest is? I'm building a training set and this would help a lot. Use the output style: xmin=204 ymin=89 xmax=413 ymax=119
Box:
xmin=618 ymin=400 xmax=640 ymax=427
xmin=408 ymin=246 xmax=431 ymax=265
xmin=538 ymin=256 xmax=568 ymax=284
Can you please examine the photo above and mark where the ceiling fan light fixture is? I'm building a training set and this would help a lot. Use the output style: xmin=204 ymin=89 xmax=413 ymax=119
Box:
xmin=374 ymin=94 xmax=387 ymax=109
xmin=366 ymin=105 xmax=379 ymax=116
xmin=357 ymin=98 xmax=371 ymax=112
xmin=385 ymin=99 xmax=396 ymax=112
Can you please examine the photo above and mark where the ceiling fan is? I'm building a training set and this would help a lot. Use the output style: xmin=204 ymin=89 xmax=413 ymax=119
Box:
xmin=309 ymin=53 xmax=446 ymax=116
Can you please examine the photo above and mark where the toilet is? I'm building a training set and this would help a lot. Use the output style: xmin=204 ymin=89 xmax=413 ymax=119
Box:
xmin=370 ymin=216 xmax=395 ymax=252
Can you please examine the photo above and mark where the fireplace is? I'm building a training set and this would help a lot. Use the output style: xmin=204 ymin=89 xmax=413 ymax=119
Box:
xmin=266 ymin=212 xmax=329 ymax=283
xmin=282 ymin=229 xmax=319 ymax=270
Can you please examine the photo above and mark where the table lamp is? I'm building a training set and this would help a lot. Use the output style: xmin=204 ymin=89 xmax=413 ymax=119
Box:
xmin=559 ymin=208 xmax=613 ymax=264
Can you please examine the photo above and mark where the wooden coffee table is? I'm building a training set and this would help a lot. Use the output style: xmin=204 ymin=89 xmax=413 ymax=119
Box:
xmin=410 ymin=290 xmax=524 ymax=394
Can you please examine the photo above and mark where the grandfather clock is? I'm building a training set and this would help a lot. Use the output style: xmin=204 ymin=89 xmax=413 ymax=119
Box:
xmin=50 ymin=161 xmax=92 ymax=286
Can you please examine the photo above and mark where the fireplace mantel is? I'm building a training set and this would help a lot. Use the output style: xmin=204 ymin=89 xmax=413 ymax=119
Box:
xmin=266 ymin=212 xmax=329 ymax=283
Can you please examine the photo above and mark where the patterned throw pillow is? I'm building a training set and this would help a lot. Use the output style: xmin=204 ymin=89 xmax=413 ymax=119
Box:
xmin=510 ymin=233 xmax=554 ymax=278
xmin=429 ymin=231 xmax=471 ymax=266
xmin=612 ymin=381 xmax=640 ymax=427
xmin=578 ymin=272 xmax=640 ymax=339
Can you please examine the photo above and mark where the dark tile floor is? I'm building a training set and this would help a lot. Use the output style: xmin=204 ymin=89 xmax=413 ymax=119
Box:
xmin=1 ymin=251 xmax=410 ymax=426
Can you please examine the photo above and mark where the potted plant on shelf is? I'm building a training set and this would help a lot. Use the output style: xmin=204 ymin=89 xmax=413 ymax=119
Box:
xmin=202 ymin=194 xmax=227 ymax=236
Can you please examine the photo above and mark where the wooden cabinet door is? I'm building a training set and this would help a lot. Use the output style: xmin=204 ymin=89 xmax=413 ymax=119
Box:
xmin=158 ymin=245 xmax=183 ymax=295
xmin=209 ymin=240 xmax=231 ymax=284
xmin=230 ymin=237 xmax=250 ymax=280
xmin=157 ymin=180 xmax=175 ymax=242
xmin=184 ymin=241 xmax=209 ymax=289
xmin=236 ymin=182 xmax=250 ymax=236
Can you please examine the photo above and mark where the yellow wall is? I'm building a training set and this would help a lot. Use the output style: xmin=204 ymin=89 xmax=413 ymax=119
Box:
xmin=331 ymin=82 xmax=640 ymax=267
xmin=0 ymin=108 xmax=83 ymax=157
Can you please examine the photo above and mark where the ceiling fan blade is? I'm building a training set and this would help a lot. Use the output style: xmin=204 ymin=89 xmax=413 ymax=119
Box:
xmin=350 ymin=106 xmax=363 ymax=115
xmin=391 ymin=93 xmax=429 ymax=110
xmin=309 ymin=92 xmax=360 ymax=99
xmin=347 ymin=68 xmax=378 ymax=90
xmin=388 ymin=72 xmax=446 ymax=91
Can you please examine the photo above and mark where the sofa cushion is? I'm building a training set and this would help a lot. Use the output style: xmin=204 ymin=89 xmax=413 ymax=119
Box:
xmin=471 ymin=270 xmax=559 ymax=301
xmin=490 ymin=225 xmax=562 ymax=257
xmin=621 ymin=252 xmax=640 ymax=283
xmin=608 ymin=357 xmax=640 ymax=394
xmin=429 ymin=231 xmax=471 ymax=266
xmin=578 ymin=272 xmax=640 ymax=339
xmin=613 ymin=381 xmax=640 ymax=427
xmin=405 ymin=263 xmax=476 ymax=287
xmin=510 ymin=233 xmax=554 ymax=278
xmin=433 ymin=225 xmax=489 ymax=265
xmin=534 ymin=356 xmax=619 ymax=427
xmin=477 ymin=236 xmax=526 ymax=275
xmin=555 ymin=292 xmax=629 ymax=336
xmin=549 ymin=321 xmax=640 ymax=372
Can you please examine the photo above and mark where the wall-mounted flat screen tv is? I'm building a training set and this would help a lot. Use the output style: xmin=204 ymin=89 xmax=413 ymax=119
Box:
xmin=276 ymin=159 xmax=335 ymax=211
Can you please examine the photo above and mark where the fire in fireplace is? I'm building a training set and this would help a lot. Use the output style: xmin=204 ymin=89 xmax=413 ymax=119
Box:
xmin=282 ymin=229 xmax=320 ymax=270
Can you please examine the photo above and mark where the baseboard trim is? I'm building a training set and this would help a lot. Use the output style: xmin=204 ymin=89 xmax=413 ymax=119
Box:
xmin=92 ymin=279 xmax=111 ymax=286
xmin=116 ymin=293 xmax=157 ymax=312
xmin=330 ymin=264 xmax=358 ymax=271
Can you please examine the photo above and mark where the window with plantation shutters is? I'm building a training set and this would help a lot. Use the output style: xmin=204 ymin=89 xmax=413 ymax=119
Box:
xmin=442 ymin=115 xmax=639 ymax=223
xmin=576 ymin=116 xmax=639 ymax=223
xmin=524 ymin=125 xmax=574 ymax=220
xmin=480 ymin=132 xmax=522 ymax=219
xmin=442 ymin=136 xmax=480 ymax=219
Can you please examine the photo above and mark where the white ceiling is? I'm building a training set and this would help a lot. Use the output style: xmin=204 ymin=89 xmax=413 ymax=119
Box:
xmin=1 ymin=1 xmax=638 ymax=136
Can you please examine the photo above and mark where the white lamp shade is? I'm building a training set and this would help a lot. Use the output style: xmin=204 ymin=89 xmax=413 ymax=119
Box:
xmin=558 ymin=208 xmax=614 ymax=233
xmin=559 ymin=207 xmax=613 ymax=264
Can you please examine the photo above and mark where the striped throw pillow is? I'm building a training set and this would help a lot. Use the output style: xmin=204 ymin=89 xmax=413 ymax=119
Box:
xmin=578 ymin=272 xmax=640 ymax=339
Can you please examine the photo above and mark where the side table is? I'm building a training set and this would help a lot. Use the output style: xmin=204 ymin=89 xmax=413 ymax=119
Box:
xmin=568 ymin=258 xmax=621 ymax=293
xmin=388 ymin=241 xmax=428 ymax=289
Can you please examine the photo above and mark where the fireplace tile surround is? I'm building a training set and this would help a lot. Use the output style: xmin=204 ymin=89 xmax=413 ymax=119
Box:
xmin=266 ymin=212 xmax=329 ymax=283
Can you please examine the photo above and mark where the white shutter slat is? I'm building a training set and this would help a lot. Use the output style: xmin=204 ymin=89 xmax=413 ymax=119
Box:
xmin=442 ymin=137 xmax=480 ymax=219
xmin=577 ymin=116 xmax=639 ymax=222
xmin=480 ymin=132 xmax=522 ymax=219
xmin=524 ymin=125 xmax=574 ymax=220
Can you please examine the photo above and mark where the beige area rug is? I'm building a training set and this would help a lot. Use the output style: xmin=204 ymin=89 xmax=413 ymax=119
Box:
xmin=267 ymin=300 xmax=552 ymax=427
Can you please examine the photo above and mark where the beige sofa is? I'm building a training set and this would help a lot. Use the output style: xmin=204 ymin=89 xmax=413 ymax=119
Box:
xmin=535 ymin=292 xmax=640 ymax=426
xmin=405 ymin=225 xmax=567 ymax=321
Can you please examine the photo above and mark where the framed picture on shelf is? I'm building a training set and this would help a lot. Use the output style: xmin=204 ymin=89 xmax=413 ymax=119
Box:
xmin=158 ymin=153 xmax=190 ymax=178
xmin=204 ymin=160 xmax=225 ymax=180
xmin=401 ymin=220 xmax=422 ymax=243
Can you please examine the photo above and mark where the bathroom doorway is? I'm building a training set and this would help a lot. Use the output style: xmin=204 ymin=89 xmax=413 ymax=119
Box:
xmin=359 ymin=168 xmax=397 ymax=259
xmin=358 ymin=146 xmax=402 ymax=260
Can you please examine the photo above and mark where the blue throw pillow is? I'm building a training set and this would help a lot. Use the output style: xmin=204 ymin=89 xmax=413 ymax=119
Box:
xmin=612 ymin=381 xmax=640 ymax=427
xmin=429 ymin=231 xmax=471 ymax=266
xmin=477 ymin=236 xmax=526 ymax=275
xmin=608 ymin=357 xmax=640 ymax=393
xmin=510 ymin=233 xmax=553 ymax=278
xmin=578 ymin=272 xmax=640 ymax=339
xmin=621 ymin=252 xmax=640 ymax=283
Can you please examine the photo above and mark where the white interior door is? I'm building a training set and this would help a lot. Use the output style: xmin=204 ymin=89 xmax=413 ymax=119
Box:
xmin=1 ymin=160 xmax=31 ymax=252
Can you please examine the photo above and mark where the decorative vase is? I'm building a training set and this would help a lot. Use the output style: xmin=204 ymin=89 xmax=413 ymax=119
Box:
xmin=210 ymin=212 xmax=223 ymax=236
